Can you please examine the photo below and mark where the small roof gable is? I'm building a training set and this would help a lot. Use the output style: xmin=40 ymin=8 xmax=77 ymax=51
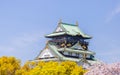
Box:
xmin=36 ymin=44 xmax=58 ymax=60
xmin=54 ymin=24 xmax=64 ymax=32
xmin=45 ymin=21 xmax=92 ymax=39
xmin=37 ymin=48 xmax=55 ymax=59
xmin=71 ymin=41 xmax=83 ymax=50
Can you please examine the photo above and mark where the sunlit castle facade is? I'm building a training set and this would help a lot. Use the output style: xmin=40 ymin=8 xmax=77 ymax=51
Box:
xmin=34 ymin=20 xmax=100 ymax=66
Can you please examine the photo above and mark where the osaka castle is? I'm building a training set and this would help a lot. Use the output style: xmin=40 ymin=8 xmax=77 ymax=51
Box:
xmin=34 ymin=20 xmax=100 ymax=66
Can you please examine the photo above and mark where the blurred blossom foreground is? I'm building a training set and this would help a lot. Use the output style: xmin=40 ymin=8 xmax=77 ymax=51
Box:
xmin=85 ymin=62 xmax=120 ymax=75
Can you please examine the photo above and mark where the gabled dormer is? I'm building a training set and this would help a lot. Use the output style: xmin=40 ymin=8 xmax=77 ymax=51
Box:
xmin=54 ymin=21 xmax=65 ymax=33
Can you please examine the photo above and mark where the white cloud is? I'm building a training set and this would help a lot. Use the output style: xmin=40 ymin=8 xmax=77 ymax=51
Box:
xmin=106 ymin=5 xmax=120 ymax=23
xmin=11 ymin=33 xmax=42 ymax=48
xmin=97 ymin=38 xmax=120 ymax=56
xmin=0 ymin=32 xmax=46 ymax=64
xmin=93 ymin=36 xmax=120 ymax=63
xmin=0 ymin=33 xmax=44 ymax=53
xmin=0 ymin=46 xmax=15 ymax=52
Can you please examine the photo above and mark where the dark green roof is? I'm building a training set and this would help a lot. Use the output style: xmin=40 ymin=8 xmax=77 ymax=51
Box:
xmin=57 ymin=48 xmax=95 ymax=55
xmin=45 ymin=22 xmax=92 ymax=39
xmin=35 ymin=42 xmax=99 ymax=64
xmin=45 ymin=32 xmax=66 ymax=37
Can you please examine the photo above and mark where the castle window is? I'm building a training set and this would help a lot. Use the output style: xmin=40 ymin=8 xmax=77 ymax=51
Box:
xmin=68 ymin=52 xmax=72 ymax=56
xmin=76 ymin=53 xmax=79 ymax=57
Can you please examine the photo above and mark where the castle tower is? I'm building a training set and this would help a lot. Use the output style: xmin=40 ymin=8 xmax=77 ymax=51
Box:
xmin=35 ymin=20 xmax=99 ymax=66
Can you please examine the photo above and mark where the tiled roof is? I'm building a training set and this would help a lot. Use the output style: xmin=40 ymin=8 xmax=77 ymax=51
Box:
xmin=45 ymin=22 xmax=91 ymax=39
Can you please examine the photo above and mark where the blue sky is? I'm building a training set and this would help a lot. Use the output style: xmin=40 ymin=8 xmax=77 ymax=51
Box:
xmin=0 ymin=0 xmax=120 ymax=64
